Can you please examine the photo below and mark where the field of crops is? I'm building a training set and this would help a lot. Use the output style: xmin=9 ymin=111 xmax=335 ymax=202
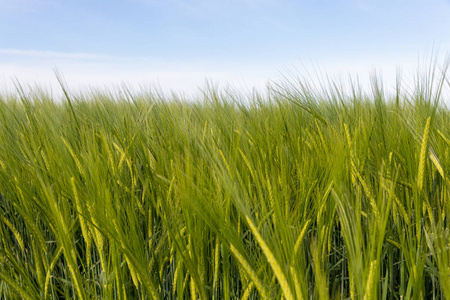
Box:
xmin=1 ymin=67 xmax=450 ymax=299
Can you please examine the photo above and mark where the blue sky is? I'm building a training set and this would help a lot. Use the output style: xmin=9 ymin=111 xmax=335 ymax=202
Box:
xmin=1 ymin=0 xmax=450 ymax=94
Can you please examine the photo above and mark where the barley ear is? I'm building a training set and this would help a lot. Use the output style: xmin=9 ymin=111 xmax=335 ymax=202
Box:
xmin=417 ymin=117 xmax=431 ymax=192
xmin=245 ymin=216 xmax=295 ymax=300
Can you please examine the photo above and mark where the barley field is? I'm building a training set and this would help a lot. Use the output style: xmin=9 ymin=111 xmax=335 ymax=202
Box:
xmin=1 ymin=64 xmax=450 ymax=299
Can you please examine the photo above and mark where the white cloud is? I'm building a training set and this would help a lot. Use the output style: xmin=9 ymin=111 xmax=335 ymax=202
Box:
xmin=0 ymin=47 xmax=277 ymax=97
xmin=0 ymin=60 xmax=274 ymax=99
xmin=1 ymin=47 xmax=447 ymax=102
xmin=0 ymin=0 xmax=45 ymax=14
xmin=0 ymin=48 xmax=126 ymax=61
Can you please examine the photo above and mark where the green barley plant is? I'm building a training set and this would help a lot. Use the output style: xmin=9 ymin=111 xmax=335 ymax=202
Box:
xmin=1 ymin=57 xmax=450 ymax=299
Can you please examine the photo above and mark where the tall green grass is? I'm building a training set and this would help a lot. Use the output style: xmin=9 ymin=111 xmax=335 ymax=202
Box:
xmin=0 ymin=62 xmax=450 ymax=299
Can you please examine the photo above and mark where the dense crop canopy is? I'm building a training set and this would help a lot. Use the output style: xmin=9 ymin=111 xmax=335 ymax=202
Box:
xmin=0 ymin=64 xmax=450 ymax=299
